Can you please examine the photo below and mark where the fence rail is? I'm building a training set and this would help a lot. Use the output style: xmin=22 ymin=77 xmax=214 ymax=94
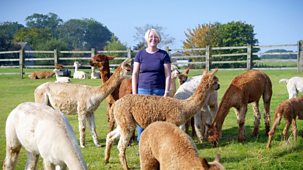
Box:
xmin=0 ymin=41 xmax=302 ymax=78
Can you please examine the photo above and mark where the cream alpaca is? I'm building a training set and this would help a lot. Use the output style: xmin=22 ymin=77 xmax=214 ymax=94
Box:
xmin=34 ymin=58 xmax=132 ymax=148
xmin=53 ymin=68 xmax=71 ymax=83
xmin=3 ymin=102 xmax=87 ymax=170
xmin=139 ymin=121 xmax=225 ymax=170
xmin=73 ymin=61 xmax=86 ymax=79
xmin=104 ymin=69 xmax=219 ymax=170
xmin=175 ymin=74 xmax=219 ymax=142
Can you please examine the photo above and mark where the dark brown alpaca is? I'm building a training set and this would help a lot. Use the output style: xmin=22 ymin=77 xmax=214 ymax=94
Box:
xmin=207 ymin=69 xmax=272 ymax=147
xmin=267 ymin=96 xmax=303 ymax=148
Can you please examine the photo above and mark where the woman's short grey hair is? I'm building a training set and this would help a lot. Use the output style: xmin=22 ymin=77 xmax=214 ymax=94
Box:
xmin=144 ymin=28 xmax=161 ymax=43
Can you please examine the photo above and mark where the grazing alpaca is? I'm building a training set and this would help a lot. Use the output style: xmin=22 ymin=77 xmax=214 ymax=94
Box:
xmin=139 ymin=121 xmax=225 ymax=170
xmin=73 ymin=61 xmax=86 ymax=79
xmin=28 ymin=71 xmax=54 ymax=79
xmin=279 ymin=77 xmax=303 ymax=99
xmin=104 ymin=69 xmax=219 ymax=170
xmin=53 ymin=68 xmax=71 ymax=83
xmin=34 ymin=58 xmax=132 ymax=148
xmin=207 ymin=70 xmax=272 ymax=147
xmin=267 ymin=96 xmax=303 ymax=148
xmin=175 ymin=74 xmax=219 ymax=143
xmin=90 ymin=66 xmax=100 ymax=79
xmin=3 ymin=102 xmax=87 ymax=170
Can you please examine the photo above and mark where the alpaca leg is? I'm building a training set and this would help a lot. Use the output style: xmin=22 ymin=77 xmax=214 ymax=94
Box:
xmin=263 ymin=85 xmax=272 ymax=135
xmin=104 ymin=128 xmax=121 ymax=163
xmin=194 ymin=110 xmax=204 ymax=143
xmin=25 ymin=152 xmax=39 ymax=170
xmin=291 ymin=118 xmax=298 ymax=142
xmin=252 ymin=101 xmax=261 ymax=136
xmin=267 ymin=114 xmax=282 ymax=148
xmin=236 ymin=106 xmax=247 ymax=142
xmin=3 ymin=144 xmax=22 ymax=170
xmin=139 ymin=139 xmax=159 ymax=170
xmin=43 ymin=160 xmax=55 ymax=170
xmin=117 ymin=125 xmax=136 ymax=170
xmin=78 ymin=113 xmax=87 ymax=148
xmin=282 ymin=120 xmax=291 ymax=143
xmin=87 ymin=112 xmax=101 ymax=147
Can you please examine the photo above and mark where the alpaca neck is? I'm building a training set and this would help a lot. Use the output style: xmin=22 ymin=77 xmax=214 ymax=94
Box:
xmin=96 ymin=66 xmax=124 ymax=101
xmin=74 ymin=65 xmax=79 ymax=72
xmin=212 ymin=88 xmax=233 ymax=131
xmin=182 ymin=75 xmax=212 ymax=121
xmin=169 ymin=77 xmax=177 ymax=96
xmin=99 ymin=67 xmax=111 ymax=83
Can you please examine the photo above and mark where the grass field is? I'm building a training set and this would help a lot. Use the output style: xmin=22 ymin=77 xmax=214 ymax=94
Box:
xmin=1 ymin=68 xmax=303 ymax=170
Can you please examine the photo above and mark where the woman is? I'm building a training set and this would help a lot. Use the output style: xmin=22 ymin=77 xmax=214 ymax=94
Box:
xmin=132 ymin=28 xmax=171 ymax=141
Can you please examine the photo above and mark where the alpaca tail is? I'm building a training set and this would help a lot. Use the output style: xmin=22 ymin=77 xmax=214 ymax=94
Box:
xmin=279 ymin=79 xmax=289 ymax=84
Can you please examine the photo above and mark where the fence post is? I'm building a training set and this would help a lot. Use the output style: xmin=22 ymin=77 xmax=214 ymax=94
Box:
xmin=54 ymin=49 xmax=59 ymax=66
xmin=91 ymin=48 xmax=96 ymax=58
xmin=297 ymin=40 xmax=303 ymax=72
xmin=19 ymin=48 xmax=24 ymax=79
xmin=127 ymin=48 xmax=132 ymax=58
xmin=246 ymin=45 xmax=252 ymax=70
xmin=205 ymin=46 xmax=211 ymax=71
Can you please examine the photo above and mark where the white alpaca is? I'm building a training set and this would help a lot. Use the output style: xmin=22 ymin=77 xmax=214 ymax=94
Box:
xmin=139 ymin=121 xmax=225 ymax=170
xmin=3 ymin=102 xmax=87 ymax=170
xmin=279 ymin=77 xmax=303 ymax=99
xmin=34 ymin=59 xmax=132 ymax=148
xmin=90 ymin=66 xmax=100 ymax=79
xmin=174 ymin=75 xmax=219 ymax=142
xmin=104 ymin=69 xmax=219 ymax=170
xmin=73 ymin=61 xmax=86 ymax=79
xmin=169 ymin=65 xmax=189 ymax=97
xmin=53 ymin=68 xmax=71 ymax=83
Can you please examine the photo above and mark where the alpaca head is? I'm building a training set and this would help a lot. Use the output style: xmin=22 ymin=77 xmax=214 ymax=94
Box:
xmin=73 ymin=61 xmax=81 ymax=68
xmin=201 ymin=154 xmax=225 ymax=170
xmin=178 ymin=67 xmax=190 ymax=85
xmin=171 ymin=64 xmax=180 ymax=79
xmin=207 ymin=123 xmax=220 ymax=147
xmin=90 ymin=54 xmax=115 ymax=74
xmin=119 ymin=58 xmax=133 ymax=79
xmin=202 ymin=68 xmax=220 ymax=92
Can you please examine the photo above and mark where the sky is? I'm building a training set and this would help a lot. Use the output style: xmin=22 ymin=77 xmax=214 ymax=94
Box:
xmin=1 ymin=0 xmax=302 ymax=50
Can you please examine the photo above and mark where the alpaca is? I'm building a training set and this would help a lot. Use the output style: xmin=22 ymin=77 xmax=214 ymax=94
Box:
xmin=168 ymin=65 xmax=190 ymax=97
xmin=73 ymin=61 xmax=86 ymax=79
xmin=90 ymin=66 xmax=100 ymax=79
xmin=28 ymin=71 xmax=54 ymax=79
xmin=89 ymin=54 xmax=132 ymax=123
xmin=53 ymin=68 xmax=71 ymax=83
xmin=175 ymin=74 xmax=219 ymax=143
xmin=267 ymin=96 xmax=303 ymax=148
xmin=279 ymin=77 xmax=303 ymax=99
xmin=104 ymin=69 xmax=219 ymax=170
xmin=34 ymin=58 xmax=132 ymax=148
xmin=207 ymin=70 xmax=272 ymax=147
xmin=139 ymin=121 xmax=225 ymax=170
xmin=3 ymin=102 xmax=87 ymax=170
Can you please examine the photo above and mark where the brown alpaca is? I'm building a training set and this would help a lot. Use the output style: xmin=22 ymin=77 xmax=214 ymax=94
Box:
xmin=104 ymin=69 xmax=219 ymax=170
xmin=89 ymin=54 xmax=132 ymax=123
xmin=139 ymin=121 xmax=225 ymax=170
xmin=267 ymin=96 xmax=303 ymax=148
xmin=34 ymin=58 xmax=132 ymax=148
xmin=28 ymin=71 xmax=54 ymax=79
xmin=207 ymin=69 xmax=272 ymax=147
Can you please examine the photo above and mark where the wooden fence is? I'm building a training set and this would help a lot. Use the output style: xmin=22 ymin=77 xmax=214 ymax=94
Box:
xmin=0 ymin=41 xmax=302 ymax=78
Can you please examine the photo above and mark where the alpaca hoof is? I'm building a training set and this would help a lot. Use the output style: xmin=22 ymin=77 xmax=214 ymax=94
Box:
xmin=238 ymin=137 xmax=246 ymax=142
xmin=95 ymin=143 xmax=101 ymax=148
xmin=80 ymin=144 xmax=85 ymax=148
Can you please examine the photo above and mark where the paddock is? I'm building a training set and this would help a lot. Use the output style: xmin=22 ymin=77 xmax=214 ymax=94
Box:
xmin=1 ymin=69 xmax=303 ymax=169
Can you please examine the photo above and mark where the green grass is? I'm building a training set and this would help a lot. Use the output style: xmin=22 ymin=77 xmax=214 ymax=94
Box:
xmin=1 ymin=69 xmax=303 ymax=169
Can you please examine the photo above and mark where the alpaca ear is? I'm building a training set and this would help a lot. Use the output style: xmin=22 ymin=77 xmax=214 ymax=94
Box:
xmin=212 ymin=68 xmax=218 ymax=75
xmin=182 ymin=67 xmax=190 ymax=75
xmin=200 ymin=157 xmax=210 ymax=169
xmin=121 ymin=58 xmax=132 ymax=69
xmin=107 ymin=56 xmax=115 ymax=60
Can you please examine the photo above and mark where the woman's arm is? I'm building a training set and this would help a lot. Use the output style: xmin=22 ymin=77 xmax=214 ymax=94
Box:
xmin=132 ymin=62 xmax=140 ymax=95
xmin=163 ymin=63 xmax=171 ymax=97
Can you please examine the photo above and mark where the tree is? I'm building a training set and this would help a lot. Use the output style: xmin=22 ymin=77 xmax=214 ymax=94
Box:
xmin=133 ymin=24 xmax=175 ymax=49
xmin=58 ymin=18 xmax=112 ymax=50
xmin=104 ymin=35 xmax=127 ymax=56
xmin=0 ymin=22 xmax=24 ymax=50
xmin=25 ymin=13 xmax=63 ymax=38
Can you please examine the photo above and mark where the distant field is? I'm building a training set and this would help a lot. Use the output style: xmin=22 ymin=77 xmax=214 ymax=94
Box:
xmin=1 ymin=68 xmax=303 ymax=169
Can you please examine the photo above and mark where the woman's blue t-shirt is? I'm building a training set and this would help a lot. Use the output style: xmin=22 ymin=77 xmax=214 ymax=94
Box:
xmin=134 ymin=49 xmax=171 ymax=89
